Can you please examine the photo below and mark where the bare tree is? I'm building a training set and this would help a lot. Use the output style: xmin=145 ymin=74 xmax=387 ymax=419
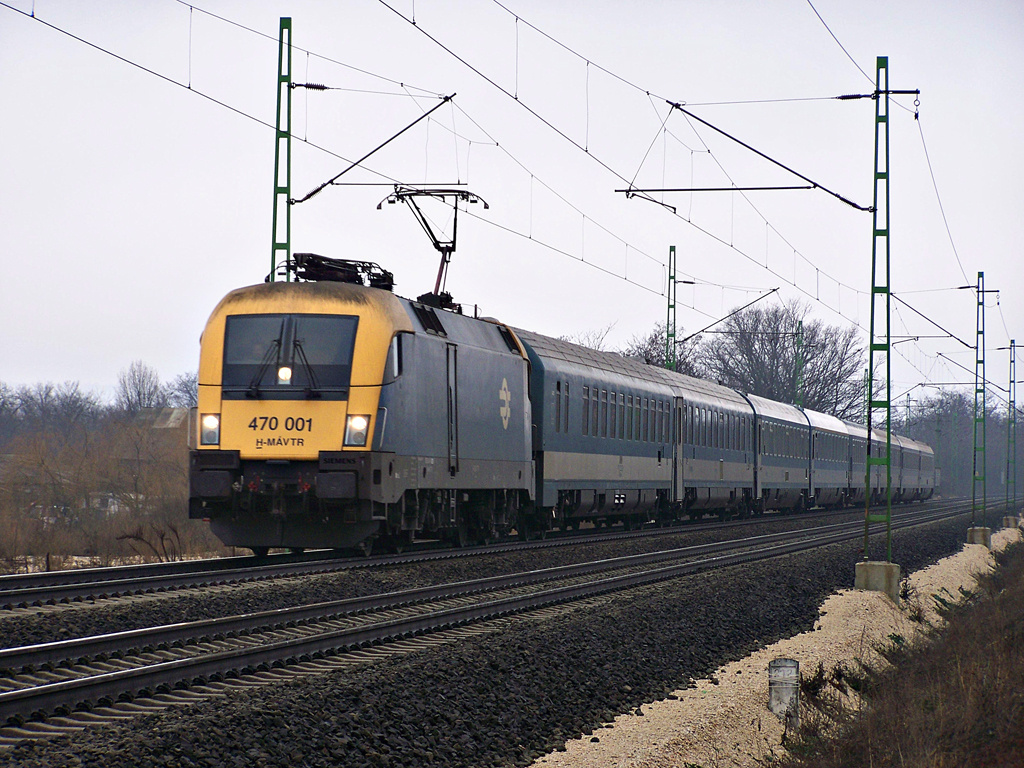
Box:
xmin=695 ymin=300 xmax=865 ymax=419
xmin=558 ymin=323 xmax=616 ymax=351
xmin=165 ymin=371 xmax=198 ymax=408
xmin=620 ymin=322 xmax=703 ymax=377
xmin=116 ymin=361 xmax=167 ymax=414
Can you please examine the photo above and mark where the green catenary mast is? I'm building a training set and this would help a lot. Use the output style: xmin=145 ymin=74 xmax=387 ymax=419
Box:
xmin=863 ymin=57 xmax=893 ymax=563
xmin=1008 ymin=339 xmax=1017 ymax=515
xmin=666 ymin=245 xmax=677 ymax=371
xmin=972 ymin=271 xmax=986 ymax=528
xmin=270 ymin=18 xmax=293 ymax=282
xmin=795 ymin=320 xmax=804 ymax=409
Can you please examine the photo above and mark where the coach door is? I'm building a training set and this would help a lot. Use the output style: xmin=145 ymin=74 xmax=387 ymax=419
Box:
xmin=446 ymin=343 xmax=459 ymax=476
xmin=673 ymin=397 xmax=686 ymax=503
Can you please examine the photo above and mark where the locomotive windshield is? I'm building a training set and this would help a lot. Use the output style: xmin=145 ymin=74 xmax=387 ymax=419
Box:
xmin=221 ymin=313 xmax=358 ymax=400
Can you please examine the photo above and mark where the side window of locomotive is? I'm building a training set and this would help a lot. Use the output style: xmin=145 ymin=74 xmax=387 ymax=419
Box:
xmin=382 ymin=333 xmax=406 ymax=384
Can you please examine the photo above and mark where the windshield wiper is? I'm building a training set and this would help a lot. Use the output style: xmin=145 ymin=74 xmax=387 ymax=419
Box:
xmin=293 ymin=339 xmax=322 ymax=399
xmin=246 ymin=339 xmax=280 ymax=399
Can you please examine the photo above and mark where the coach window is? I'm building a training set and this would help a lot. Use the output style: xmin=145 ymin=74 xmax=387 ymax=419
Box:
xmin=609 ymin=391 xmax=617 ymax=438
xmin=600 ymin=390 xmax=608 ymax=437
xmin=617 ymin=394 xmax=625 ymax=439
xmin=582 ymin=387 xmax=590 ymax=435
xmin=555 ymin=382 xmax=561 ymax=433
xmin=564 ymin=383 xmax=570 ymax=433
xmin=591 ymin=388 xmax=599 ymax=437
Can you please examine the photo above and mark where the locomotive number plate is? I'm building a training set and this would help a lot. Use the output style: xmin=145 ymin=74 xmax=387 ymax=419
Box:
xmin=247 ymin=416 xmax=314 ymax=432
xmin=247 ymin=416 xmax=314 ymax=449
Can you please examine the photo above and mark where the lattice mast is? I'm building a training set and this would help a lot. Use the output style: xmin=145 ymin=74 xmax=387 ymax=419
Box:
xmin=795 ymin=320 xmax=804 ymax=409
xmin=972 ymin=271 xmax=987 ymax=527
xmin=1008 ymin=339 xmax=1017 ymax=514
xmin=666 ymin=245 xmax=677 ymax=371
xmin=270 ymin=18 xmax=293 ymax=282
xmin=863 ymin=57 xmax=893 ymax=562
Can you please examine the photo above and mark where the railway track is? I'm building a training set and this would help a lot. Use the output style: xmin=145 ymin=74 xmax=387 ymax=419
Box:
xmin=0 ymin=500 xmax=975 ymax=742
xmin=0 ymin=500 xmax=953 ymax=611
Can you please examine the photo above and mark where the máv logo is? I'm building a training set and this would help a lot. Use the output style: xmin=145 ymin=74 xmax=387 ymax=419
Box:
xmin=499 ymin=378 xmax=512 ymax=430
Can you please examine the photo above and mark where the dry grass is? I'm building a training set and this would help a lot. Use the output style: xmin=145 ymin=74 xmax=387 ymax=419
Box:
xmin=776 ymin=540 xmax=1024 ymax=768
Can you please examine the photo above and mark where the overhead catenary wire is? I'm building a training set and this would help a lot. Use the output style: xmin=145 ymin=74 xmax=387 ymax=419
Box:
xmin=177 ymin=0 xmax=439 ymax=97
xmin=916 ymin=117 xmax=973 ymax=291
xmin=15 ymin=0 xmax=1008 ymax=384
xmin=804 ymin=0 xmax=875 ymax=85
xmin=0 ymin=0 xmax=418 ymax=188
xmin=401 ymin=4 xmax=999 ymax=398
xmin=4 ymin=0 xmax=739 ymax=312
xmin=379 ymin=0 xmax=881 ymax=328
xmin=487 ymin=0 xmax=983 ymax=380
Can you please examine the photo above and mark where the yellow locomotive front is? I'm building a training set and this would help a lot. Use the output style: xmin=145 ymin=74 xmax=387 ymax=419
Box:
xmin=189 ymin=279 xmax=413 ymax=554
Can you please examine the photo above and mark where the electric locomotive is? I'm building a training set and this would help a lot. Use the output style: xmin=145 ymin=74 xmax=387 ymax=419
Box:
xmin=188 ymin=255 xmax=532 ymax=554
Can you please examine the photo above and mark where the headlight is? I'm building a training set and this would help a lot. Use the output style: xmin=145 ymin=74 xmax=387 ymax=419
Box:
xmin=200 ymin=413 xmax=221 ymax=445
xmin=277 ymin=366 xmax=292 ymax=385
xmin=344 ymin=414 xmax=370 ymax=447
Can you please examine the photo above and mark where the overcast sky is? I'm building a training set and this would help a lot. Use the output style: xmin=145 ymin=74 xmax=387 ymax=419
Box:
xmin=2 ymin=0 xmax=1021 ymax=408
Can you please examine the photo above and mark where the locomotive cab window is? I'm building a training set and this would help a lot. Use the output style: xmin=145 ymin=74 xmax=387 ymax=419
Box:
xmin=383 ymin=332 xmax=407 ymax=384
xmin=222 ymin=313 xmax=358 ymax=400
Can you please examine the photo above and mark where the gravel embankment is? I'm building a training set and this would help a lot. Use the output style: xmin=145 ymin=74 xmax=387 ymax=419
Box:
xmin=0 ymin=514 xmax=860 ymax=648
xmin=3 ymin=511 xmax=971 ymax=768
